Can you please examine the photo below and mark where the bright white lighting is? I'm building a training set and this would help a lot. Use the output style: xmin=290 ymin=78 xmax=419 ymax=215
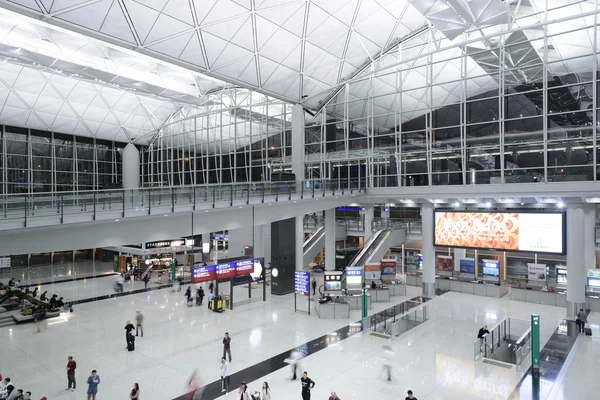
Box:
xmin=558 ymin=202 xmax=564 ymax=208
xmin=485 ymin=202 xmax=491 ymax=208
xmin=454 ymin=202 xmax=460 ymax=207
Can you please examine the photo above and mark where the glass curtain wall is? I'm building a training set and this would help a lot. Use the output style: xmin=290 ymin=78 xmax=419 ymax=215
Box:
xmin=308 ymin=1 xmax=599 ymax=187
xmin=142 ymin=88 xmax=293 ymax=186
xmin=0 ymin=125 xmax=125 ymax=194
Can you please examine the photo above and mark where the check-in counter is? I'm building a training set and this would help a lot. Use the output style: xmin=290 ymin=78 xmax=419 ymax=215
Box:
xmin=525 ymin=290 xmax=541 ymax=304
xmin=369 ymin=288 xmax=391 ymax=302
xmin=436 ymin=278 xmax=508 ymax=298
xmin=511 ymin=288 xmax=526 ymax=302
xmin=345 ymin=293 xmax=372 ymax=310
xmin=316 ymin=301 xmax=350 ymax=319
xmin=406 ymin=274 xmax=422 ymax=287
xmin=385 ymin=283 xmax=407 ymax=297
xmin=511 ymin=288 xmax=568 ymax=306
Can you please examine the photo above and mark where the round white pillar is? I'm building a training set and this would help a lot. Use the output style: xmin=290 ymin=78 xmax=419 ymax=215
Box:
xmin=122 ymin=143 xmax=140 ymax=189
xmin=421 ymin=203 xmax=435 ymax=298
xmin=567 ymin=204 xmax=587 ymax=316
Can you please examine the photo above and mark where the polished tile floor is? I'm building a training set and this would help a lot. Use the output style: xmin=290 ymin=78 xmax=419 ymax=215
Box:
xmin=0 ymin=285 xmax=576 ymax=400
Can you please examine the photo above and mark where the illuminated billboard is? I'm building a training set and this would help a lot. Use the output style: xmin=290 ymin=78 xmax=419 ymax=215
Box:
xmin=434 ymin=211 xmax=565 ymax=254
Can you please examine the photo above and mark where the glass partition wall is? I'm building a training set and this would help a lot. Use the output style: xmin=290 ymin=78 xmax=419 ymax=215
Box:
xmin=302 ymin=2 xmax=600 ymax=187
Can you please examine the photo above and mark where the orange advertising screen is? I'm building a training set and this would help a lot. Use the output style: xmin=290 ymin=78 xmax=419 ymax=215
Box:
xmin=434 ymin=211 xmax=565 ymax=254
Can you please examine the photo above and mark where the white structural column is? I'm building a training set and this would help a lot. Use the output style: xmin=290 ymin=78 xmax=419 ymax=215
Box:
xmin=363 ymin=205 xmax=374 ymax=239
xmin=421 ymin=204 xmax=436 ymax=298
xmin=381 ymin=206 xmax=390 ymax=220
xmin=292 ymin=104 xmax=305 ymax=270
xmin=228 ymin=226 xmax=253 ymax=257
xmin=253 ymin=224 xmax=264 ymax=259
xmin=566 ymin=204 xmax=589 ymax=317
xmin=325 ymin=208 xmax=336 ymax=271
xmin=122 ymin=143 xmax=140 ymax=189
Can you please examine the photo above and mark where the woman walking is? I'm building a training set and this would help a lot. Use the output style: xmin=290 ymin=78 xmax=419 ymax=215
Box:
xmin=129 ymin=383 xmax=139 ymax=399
xmin=261 ymin=382 xmax=271 ymax=400
xmin=86 ymin=370 xmax=100 ymax=400
xmin=237 ymin=382 xmax=251 ymax=400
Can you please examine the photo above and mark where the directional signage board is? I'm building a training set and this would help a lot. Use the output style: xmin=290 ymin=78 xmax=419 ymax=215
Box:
xmin=531 ymin=314 xmax=540 ymax=370
xmin=295 ymin=271 xmax=310 ymax=296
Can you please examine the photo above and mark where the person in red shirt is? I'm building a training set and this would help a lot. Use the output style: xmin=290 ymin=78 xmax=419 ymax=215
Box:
xmin=66 ymin=356 xmax=76 ymax=391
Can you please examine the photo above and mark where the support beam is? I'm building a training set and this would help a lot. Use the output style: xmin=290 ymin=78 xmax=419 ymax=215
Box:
xmin=325 ymin=208 xmax=335 ymax=271
xmin=421 ymin=204 xmax=435 ymax=298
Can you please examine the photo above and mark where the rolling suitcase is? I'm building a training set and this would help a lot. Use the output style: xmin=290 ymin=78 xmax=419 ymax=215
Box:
xmin=585 ymin=327 xmax=592 ymax=336
xmin=128 ymin=341 xmax=135 ymax=351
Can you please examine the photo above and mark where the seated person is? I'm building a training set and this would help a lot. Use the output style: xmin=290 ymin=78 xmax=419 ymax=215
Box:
xmin=56 ymin=297 xmax=64 ymax=308
xmin=49 ymin=294 xmax=58 ymax=307
xmin=370 ymin=280 xmax=377 ymax=290
xmin=39 ymin=291 xmax=48 ymax=301
xmin=319 ymin=293 xmax=333 ymax=304
xmin=477 ymin=325 xmax=490 ymax=339
xmin=8 ymin=278 xmax=15 ymax=287
xmin=32 ymin=287 xmax=38 ymax=298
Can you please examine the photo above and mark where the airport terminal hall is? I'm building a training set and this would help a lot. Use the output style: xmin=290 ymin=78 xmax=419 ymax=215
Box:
xmin=3 ymin=0 xmax=600 ymax=399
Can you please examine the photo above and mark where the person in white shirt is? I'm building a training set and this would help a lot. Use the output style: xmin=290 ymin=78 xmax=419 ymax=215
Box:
xmin=286 ymin=349 xmax=303 ymax=380
xmin=382 ymin=345 xmax=394 ymax=381
xmin=220 ymin=357 xmax=229 ymax=393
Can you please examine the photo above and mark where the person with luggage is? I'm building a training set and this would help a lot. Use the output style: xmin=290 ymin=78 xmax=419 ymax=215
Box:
xmin=124 ymin=321 xmax=135 ymax=348
xmin=127 ymin=332 xmax=135 ymax=351
xmin=223 ymin=332 xmax=232 ymax=362
xmin=300 ymin=371 xmax=315 ymax=400
xmin=576 ymin=309 xmax=587 ymax=334
xmin=220 ymin=358 xmax=229 ymax=393
xmin=86 ymin=370 xmax=100 ymax=400
xmin=196 ymin=287 xmax=205 ymax=306
xmin=65 ymin=356 xmax=76 ymax=392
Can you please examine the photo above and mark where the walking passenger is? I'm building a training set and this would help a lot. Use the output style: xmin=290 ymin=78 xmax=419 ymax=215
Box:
xmin=220 ymin=358 xmax=229 ymax=393
xmin=237 ymin=382 xmax=250 ymax=400
xmin=129 ymin=383 xmax=139 ymax=400
xmin=209 ymin=282 xmax=214 ymax=294
xmin=300 ymin=371 xmax=315 ymax=400
xmin=577 ymin=309 xmax=587 ymax=333
xmin=86 ymin=370 xmax=100 ymax=400
xmin=135 ymin=311 xmax=144 ymax=337
xmin=66 ymin=356 xmax=76 ymax=391
xmin=261 ymin=382 xmax=271 ymax=400
xmin=222 ymin=332 xmax=232 ymax=362
xmin=382 ymin=345 xmax=393 ymax=381
xmin=125 ymin=321 xmax=135 ymax=347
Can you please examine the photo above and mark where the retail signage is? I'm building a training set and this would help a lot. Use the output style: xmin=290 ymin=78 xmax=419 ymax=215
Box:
xmin=295 ymin=271 xmax=310 ymax=296
xmin=482 ymin=259 xmax=500 ymax=278
xmin=528 ymin=263 xmax=547 ymax=282
xmin=216 ymin=262 xmax=236 ymax=279
xmin=437 ymin=256 xmax=453 ymax=273
xmin=235 ymin=259 xmax=255 ymax=276
xmin=459 ymin=258 xmax=475 ymax=275
xmin=364 ymin=263 xmax=381 ymax=280
xmin=0 ymin=257 xmax=11 ymax=268
xmin=145 ymin=239 xmax=186 ymax=249
xmin=557 ymin=266 xmax=567 ymax=284
xmin=211 ymin=235 xmax=228 ymax=241
xmin=434 ymin=211 xmax=565 ymax=254
xmin=192 ymin=265 xmax=216 ymax=283
xmin=380 ymin=259 xmax=397 ymax=276
xmin=587 ymin=269 xmax=600 ymax=279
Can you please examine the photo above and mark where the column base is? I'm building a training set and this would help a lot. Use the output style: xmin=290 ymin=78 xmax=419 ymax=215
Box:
xmin=567 ymin=301 xmax=585 ymax=318
xmin=422 ymin=282 xmax=435 ymax=299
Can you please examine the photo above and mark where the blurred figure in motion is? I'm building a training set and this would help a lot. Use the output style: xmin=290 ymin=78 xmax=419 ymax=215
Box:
xmin=185 ymin=370 xmax=204 ymax=400
xmin=284 ymin=349 xmax=303 ymax=380
xmin=382 ymin=345 xmax=394 ymax=381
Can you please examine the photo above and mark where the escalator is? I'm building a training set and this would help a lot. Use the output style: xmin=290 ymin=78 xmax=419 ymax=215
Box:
xmin=348 ymin=228 xmax=407 ymax=268
xmin=303 ymin=226 xmax=325 ymax=266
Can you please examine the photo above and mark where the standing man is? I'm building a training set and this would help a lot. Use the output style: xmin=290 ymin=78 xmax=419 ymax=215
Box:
xmin=405 ymin=390 xmax=417 ymax=400
xmin=220 ymin=357 xmax=229 ymax=393
xmin=86 ymin=370 xmax=100 ymax=400
xmin=65 ymin=356 xmax=76 ymax=392
xmin=300 ymin=371 xmax=315 ymax=400
xmin=222 ymin=332 xmax=232 ymax=362
xmin=311 ymin=278 xmax=317 ymax=296
xmin=135 ymin=311 xmax=144 ymax=337
xmin=125 ymin=321 xmax=135 ymax=348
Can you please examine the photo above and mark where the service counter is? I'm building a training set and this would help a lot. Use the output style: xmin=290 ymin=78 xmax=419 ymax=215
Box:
xmin=406 ymin=274 xmax=422 ymax=287
xmin=345 ymin=293 xmax=372 ymax=310
xmin=385 ymin=283 xmax=407 ymax=297
xmin=315 ymin=300 xmax=350 ymax=319
xmin=510 ymin=288 xmax=567 ymax=307
xmin=369 ymin=288 xmax=391 ymax=302
xmin=436 ymin=278 xmax=508 ymax=298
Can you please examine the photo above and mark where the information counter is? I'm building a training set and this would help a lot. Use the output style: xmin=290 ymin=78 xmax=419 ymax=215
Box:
xmin=315 ymin=300 xmax=350 ymax=319
xmin=436 ymin=278 xmax=508 ymax=298
xmin=345 ymin=293 xmax=372 ymax=310
xmin=385 ymin=283 xmax=407 ymax=297
xmin=369 ymin=288 xmax=391 ymax=302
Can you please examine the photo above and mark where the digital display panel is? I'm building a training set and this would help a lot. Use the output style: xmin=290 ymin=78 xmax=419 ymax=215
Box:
xmin=324 ymin=273 xmax=342 ymax=291
xmin=588 ymin=277 xmax=600 ymax=288
xmin=295 ymin=271 xmax=310 ymax=296
xmin=434 ymin=211 xmax=565 ymax=254
xmin=193 ymin=258 xmax=263 ymax=283
xmin=482 ymin=259 xmax=499 ymax=277
xmin=459 ymin=259 xmax=475 ymax=275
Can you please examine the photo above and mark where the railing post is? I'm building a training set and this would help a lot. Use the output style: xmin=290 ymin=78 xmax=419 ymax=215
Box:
xmin=212 ymin=186 xmax=216 ymax=208
xmin=247 ymin=183 xmax=250 ymax=205
xmin=93 ymin=191 xmax=96 ymax=221
xmin=261 ymin=183 xmax=264 ymax=203
xmin=193 ymin=186 xmax=197 ymax=210
xmin=24 ymin=196 xmax=27 ymax=228
xmin=122 ymin=191 xmax=125 ymax=218
xmin=172 ymin=188 xmax=175 ymax=213
xmin=60 ymin=194 xmax=64 ymax=223
xmin=312 ymin=182 xmax=315 ymax=198
xmin=301 ymin=181 xmax=304 ymax=199
xmin=322 ymin=180 xmax=326 ymax=197
xmin=230 ymin=185 xmax=233 ymax=206
xmin=149 ymin=191 xmax=152 ymax=215
xmin=276 ymin=183 xmax=279 ymax=202
xmin=288 ymin=182 xmax=292 ymax=201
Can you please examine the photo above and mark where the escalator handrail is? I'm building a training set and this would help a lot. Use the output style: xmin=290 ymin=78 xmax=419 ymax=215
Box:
xmin=352 ymin=230 xmax=391 ymax=267
xmin=303 ymin=226 xmax=325 ymax=254
xmin=348 ymin=229 xmax=387 ymax=268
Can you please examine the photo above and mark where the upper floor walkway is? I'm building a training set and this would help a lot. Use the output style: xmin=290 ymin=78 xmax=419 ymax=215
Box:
xmin=0 ymin=180 xmax=364 ymax=231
